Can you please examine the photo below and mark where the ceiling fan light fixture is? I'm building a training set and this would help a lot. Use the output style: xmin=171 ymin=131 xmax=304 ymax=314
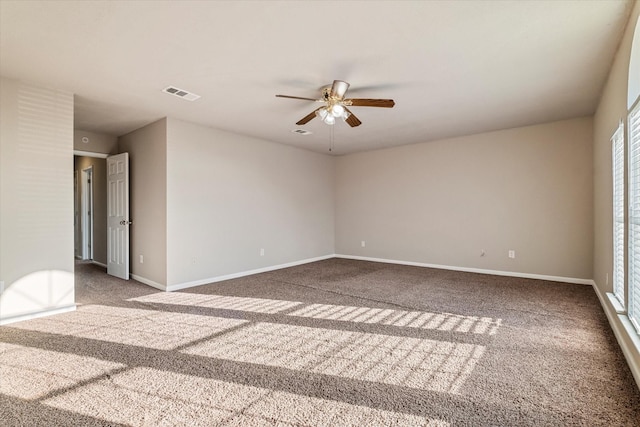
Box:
xmin=324 ymin=114 xmax=336 ymax=125
xmin=330 ymin=104 xmax=345 ymax=117
xmin=316 ymin=108 xmax=328 ymax=120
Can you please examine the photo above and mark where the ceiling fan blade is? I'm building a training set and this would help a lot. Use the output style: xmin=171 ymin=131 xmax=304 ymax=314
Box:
xmin=276 ymin=94 xmax=319 ymax=101
xmin=344 ymin=108 xmax=362 ymax=127
xmin=330 ymin=80 xmax=350 ymax=99
xmin=296 ymin=108 xmax=322 ymax=125
xmin=346 ymin=98 xmax=395 ymax=108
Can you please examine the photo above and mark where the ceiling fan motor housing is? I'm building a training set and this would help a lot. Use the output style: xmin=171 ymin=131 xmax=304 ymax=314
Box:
xmin=331 ymin=80 xmax=350 ymax=99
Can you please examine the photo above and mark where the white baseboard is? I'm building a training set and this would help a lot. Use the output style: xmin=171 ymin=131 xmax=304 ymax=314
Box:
xmin=592 ymin=282 xmax=640 ymax=390
xmin=134 ymin=254 xmax=592 ymax=292
xmin=165 ymin=254 xmax=336 ymax=292
xmin=130 ymin=274 xmax=166 ymax=291
xmin=0 ymin=304 xmax=76 ymax=326
xmin=335 ymin=254 xmax=593 ymax=285
xmin=91 ymin=260 xmax=107 ymax=268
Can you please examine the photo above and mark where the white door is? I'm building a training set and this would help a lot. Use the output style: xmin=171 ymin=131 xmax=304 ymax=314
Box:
xmin=107 ymin=153 xmax=130 ymax=280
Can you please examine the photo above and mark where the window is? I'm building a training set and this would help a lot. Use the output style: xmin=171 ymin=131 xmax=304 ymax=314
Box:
xmin=628 ymin=100 xmax=640 ymax=332
xmin=612 ymin=123 xmax=625 ymax=306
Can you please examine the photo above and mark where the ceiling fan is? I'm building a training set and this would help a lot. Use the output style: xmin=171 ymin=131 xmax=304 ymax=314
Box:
xmin=276 ymin=80 xmax=395 ymax=127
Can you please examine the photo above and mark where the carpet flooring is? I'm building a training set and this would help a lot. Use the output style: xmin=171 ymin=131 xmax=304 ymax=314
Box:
xmin=1 ymin=258 xmax=639 ymax=426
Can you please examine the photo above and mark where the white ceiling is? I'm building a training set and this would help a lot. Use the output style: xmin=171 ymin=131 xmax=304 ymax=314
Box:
xmin=0 ymin=1 xmax=634 ymax=155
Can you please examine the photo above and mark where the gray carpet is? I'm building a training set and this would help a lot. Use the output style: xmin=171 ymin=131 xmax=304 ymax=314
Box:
xmin=1 ymin=258 xmax=639 ymax=426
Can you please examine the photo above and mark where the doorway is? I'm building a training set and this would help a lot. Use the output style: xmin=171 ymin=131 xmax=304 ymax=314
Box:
xmin=74 ymin=154 xmax=108 ymax=267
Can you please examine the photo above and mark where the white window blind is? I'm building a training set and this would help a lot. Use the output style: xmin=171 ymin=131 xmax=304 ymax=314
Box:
xmin=612 ymin=123 xmax=625 ymax=306
xmin=628 ymin=100 xmax=640 ymax=332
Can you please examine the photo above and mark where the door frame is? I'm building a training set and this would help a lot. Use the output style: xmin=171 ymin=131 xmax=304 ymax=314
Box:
xmin=74 ymin=170 xmax=80 ymax=258
xmin=81 ymin=166 xmax=94 ymax=260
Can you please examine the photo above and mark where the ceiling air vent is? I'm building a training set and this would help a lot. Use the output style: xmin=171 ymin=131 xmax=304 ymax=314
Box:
xmin=162 ymin=86 xmax=201 ymax=101
xmin=291 ymin=129 xmax=312 ymax=135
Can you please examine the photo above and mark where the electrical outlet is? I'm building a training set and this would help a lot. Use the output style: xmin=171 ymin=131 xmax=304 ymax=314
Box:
xmin=260 ymin=248 xmax=265 ymax=256
xmin=508 ymin=250 xmax=515 ymax=259
xmin=139 ymin=255 xmax=144 ymax=264
xmin=361 ymin=241 xmax=366 ymax=248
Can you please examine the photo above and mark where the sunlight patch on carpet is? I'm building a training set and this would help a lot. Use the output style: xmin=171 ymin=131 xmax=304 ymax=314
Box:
xmin=0 ymin=344 xmax=125 ymax=400
xmin=42 ymin=367 xmax=449 ymax=426
xmin=11 ymin=305 xmax=249 ymax=350
xmin=128 ymin=292 xmax=502 ymax=335
xmin=129 ymin=292 xmax=302 ymax=313
xmin=289 ymin=303 xmax=502 ymax=335
xmin=182 ymin=322 xmax=485 ymax=394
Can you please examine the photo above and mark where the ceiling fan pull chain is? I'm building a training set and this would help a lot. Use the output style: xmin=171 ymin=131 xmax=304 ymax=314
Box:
xmin=329 ymin=125 xmax=334 ymax=152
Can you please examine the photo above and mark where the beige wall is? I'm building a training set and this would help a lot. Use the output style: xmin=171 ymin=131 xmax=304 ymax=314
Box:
xmin=336 ymin=117 xmax=593 ymax=280
xmin=118 ymin=119 xmax=167 ymax=286
xmin=593 ymin=10 xmax=637 ymax=293
xmin=593 ymin=2 xmax=640 ymax=384
xmin=165 ymin=119 xmax=335 ymax=287
xmin=0 ymin=77 xmax=75 ymax=323
xmin=74 ymin=156 xmax=108 ymax=265
xmin=74 ymin=129 xmax=117 ymax=155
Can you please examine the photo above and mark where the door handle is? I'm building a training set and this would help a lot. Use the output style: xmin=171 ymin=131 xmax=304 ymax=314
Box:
xmin=119 ymin=220 xmax=133 ymax=225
